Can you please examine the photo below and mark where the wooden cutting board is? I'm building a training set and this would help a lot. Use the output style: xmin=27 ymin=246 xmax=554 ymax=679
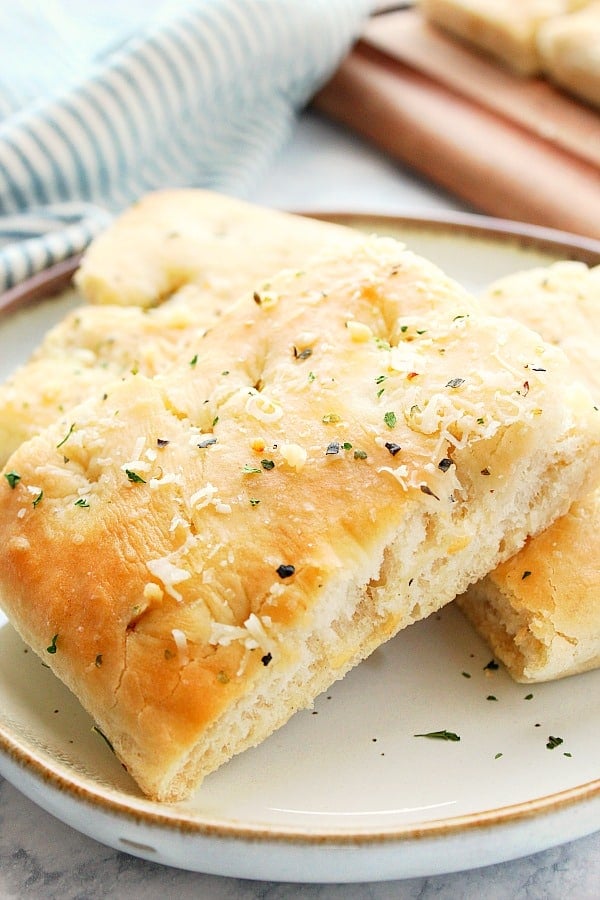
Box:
xmin=313 ymin=9 xmax=600 ymax=240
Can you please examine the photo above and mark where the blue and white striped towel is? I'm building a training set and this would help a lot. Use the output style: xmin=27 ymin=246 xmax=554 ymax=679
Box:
xmin=0 ymin=0 xmax=372 ymax=293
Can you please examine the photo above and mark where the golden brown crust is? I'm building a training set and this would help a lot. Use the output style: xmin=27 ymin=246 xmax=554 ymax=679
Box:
xmin=458 ymin=260 xmax=600 ymax=682
xmin=1 ymin=236 xmax=599 ymax=799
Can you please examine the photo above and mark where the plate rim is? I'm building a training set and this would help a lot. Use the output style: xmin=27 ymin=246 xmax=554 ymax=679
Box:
xmin=1 ymin=209 xmax=599 ymax=318
xmin=0 ymin=717 xmax=599 ymax=844
xmin=0 ymin=208 xmax=599 ymax=861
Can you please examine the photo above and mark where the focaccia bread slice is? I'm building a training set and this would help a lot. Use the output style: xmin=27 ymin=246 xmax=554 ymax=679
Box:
xmin=75 ymin=188 xmax=356 ymax=308
xmin=537 ymin=2 xmax=600 ymax=109
xmin=460 ymin=488 xmax=600 ymax=682
xmin=0 ymin=290 xmax=213 ymax=467
xmin=1 ymin=236 xmax=598 ymax=801
xmin=458 ymin=260 xmax=600 ymax=681
xmin=0 ymin=193 xmax=356 ymax=466
xmin=420 ymin=0 xmax=589 ymax=75
xmin=481 ymin=261 xmax=600 ymax=395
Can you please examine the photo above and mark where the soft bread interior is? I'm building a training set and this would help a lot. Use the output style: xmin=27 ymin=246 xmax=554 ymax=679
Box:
xmin=458 ymin=491 xmax=600 ymax=683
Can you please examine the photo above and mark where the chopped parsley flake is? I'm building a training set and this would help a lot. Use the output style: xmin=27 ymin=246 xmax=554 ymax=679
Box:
xmin=32 ymin=490 xmax=44 ymax=508
xmin=375 ymin=375 xmax=387 ymax=385
xmin=353 ymin=449 xmax=368 ymax=460
xmin=212 ymin=416 xmax=219 ymax=427
xmin=74 ymin=498 xmax=90 ymax=507
xmin=486 ymin=695 xmax=498 ymax=701
xmin=125 ymin=470 xmax=146 ymax=484
xmin=189 ymin=354 xmax=198 ymax=367
xmin=414 ymin=730 xmax=460 ymax=742
xmin=261 ymin=459 xmax=275 ymax=470
xmin=524 ymin=693 xmax=534 ymax=700
xmin=243 ymin=464 xmax=262 ymax=475
xmin=546 ymin=735 xmax=563 ymax=750
xmin=342 ymin=442 xmax=352 ymax=451
xmin=494 ymin=752 xmax=503 ymax=760
xmin=47 ymin=634 xmax=58 ymax=654
xmin=308 ymin=371 xmax=316 ymax=383
xmin=4 ymin=471 xmax=21 ymax=489
xmin=56 ymin=423 xmax=75 ymax=449
xmin=249 ymin=498 xmax=261 ymax=506
xmin=384 ymin=411 xmax=397 ymax=429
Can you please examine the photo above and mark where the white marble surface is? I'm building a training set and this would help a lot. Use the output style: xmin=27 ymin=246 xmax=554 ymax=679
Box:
xmin=1 ymin=110 xmax=599 ymax=898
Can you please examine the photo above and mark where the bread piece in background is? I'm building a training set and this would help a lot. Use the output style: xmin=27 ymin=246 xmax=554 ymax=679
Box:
xmin=458 ymin=261 xmax=600 ymax=682
xmin=75 ymin=188 xmax=356 ymax=308
xmin=537 ymin=2 xmax=600 ymax=109
xmin=1 ymin=235 xmax=599 ymax=802
xmin=420 ymin=0 xmax=589 ymax=75
xmin=0 ymin=192 xmax=357 ymax=466
xmin=482 ymin=261 xmax=600 ymax=395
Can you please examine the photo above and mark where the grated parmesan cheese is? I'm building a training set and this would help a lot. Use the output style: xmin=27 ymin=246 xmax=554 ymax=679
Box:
xmin=280 ymin=442 xmax=307 ymax=471
xmin=150 ymin=472 xmax=183 ymax=489
xmin=146 ymin=557 xmax=191 ymax=602
xmin=378 ymin=464 xmax=409 ymax=490
xmin=245 ymin=389 xmax=283 ymax=423
xmin=346 ymin=320 xmax=373 ymax=342
xmin=189 ymin=483 xmax=218 ymax=509
xmin=121 ymin=458 xmax=151 ymax=474
xmin=209 ymin=613 xmax=275 ymax=655
xmin=171 ymin=628 xmax=189 ymax=665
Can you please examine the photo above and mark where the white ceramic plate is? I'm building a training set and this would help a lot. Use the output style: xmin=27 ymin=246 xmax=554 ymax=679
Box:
xmin=0 ymin=212 xmax=599 ymax=883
